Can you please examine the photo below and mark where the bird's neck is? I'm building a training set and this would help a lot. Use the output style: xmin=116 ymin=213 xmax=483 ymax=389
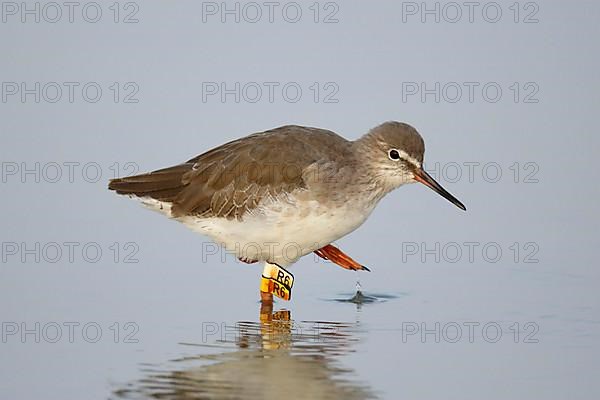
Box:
xmin=350 ymin=136 xmax=410 ymax=203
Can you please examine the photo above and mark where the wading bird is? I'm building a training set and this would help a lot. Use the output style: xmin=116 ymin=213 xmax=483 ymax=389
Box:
xmin=109 ymin=122 xmax=466 ymax=302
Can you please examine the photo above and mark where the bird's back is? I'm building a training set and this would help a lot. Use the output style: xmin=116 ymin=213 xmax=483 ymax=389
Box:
xmin=108 ymin=125 xmax=351 ymax=220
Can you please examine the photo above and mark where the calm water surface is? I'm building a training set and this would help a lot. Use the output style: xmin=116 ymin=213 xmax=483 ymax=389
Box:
xmin=2 ymin=243 xmax=599 ymax=400
xmin=113 ymin=305 xmax=375 ymax=400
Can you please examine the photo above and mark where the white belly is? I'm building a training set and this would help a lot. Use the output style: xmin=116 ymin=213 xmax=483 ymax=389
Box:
xmin=136 ymin=195 xmax=375 ymax=266
xmin=184 ymin=201 xmax=372 ymax=266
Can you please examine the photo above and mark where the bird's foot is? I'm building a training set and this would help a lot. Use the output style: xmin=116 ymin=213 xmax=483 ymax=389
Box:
xmin=314 ymin=244 xmax=370 ymax=272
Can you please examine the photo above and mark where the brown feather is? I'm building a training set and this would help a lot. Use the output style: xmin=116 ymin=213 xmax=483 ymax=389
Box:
xmin=108 ymin=125 xmax=352 ymax=220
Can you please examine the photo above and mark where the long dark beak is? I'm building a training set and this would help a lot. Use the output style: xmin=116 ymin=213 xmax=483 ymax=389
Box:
xmin=413 ymin=168 xmax=466 ymax=211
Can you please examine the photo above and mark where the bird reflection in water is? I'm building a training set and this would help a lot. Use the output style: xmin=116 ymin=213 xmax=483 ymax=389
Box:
xmin=113 ymin=303 xmax=376 ymax=400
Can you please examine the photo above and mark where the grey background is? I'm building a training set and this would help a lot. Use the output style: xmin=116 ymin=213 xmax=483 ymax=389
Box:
xmin=1 ymin=1 xmax=599 ymax=399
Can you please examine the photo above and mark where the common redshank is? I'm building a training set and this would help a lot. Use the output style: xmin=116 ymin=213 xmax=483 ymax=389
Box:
xmin=109 ymin=122 xmax=466 ymax=302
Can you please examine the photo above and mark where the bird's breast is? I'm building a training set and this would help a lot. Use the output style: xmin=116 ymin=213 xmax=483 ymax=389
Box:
xmin=182 ymin=191 xmax=377 ymax=265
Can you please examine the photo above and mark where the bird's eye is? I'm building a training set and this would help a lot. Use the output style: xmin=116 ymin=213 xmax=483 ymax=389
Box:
xmin=388 ymin=149 xmax=401 ymax=161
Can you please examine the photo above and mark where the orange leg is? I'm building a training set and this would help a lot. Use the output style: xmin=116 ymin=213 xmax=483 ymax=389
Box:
xmin=314 ymin=244 xmax=370 ymax=272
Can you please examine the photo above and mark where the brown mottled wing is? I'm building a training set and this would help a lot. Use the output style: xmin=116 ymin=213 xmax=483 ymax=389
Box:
xmin=108 ymin=125 xmax=350 ymax=220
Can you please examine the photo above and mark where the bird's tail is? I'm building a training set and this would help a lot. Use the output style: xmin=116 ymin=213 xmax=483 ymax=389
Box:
xmin=108 ymin=164 xmax=192 ymax=202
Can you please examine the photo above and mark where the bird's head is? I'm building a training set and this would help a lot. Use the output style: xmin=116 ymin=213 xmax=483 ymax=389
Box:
xmin=355 ymin=121 xmax=466 ymax=211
